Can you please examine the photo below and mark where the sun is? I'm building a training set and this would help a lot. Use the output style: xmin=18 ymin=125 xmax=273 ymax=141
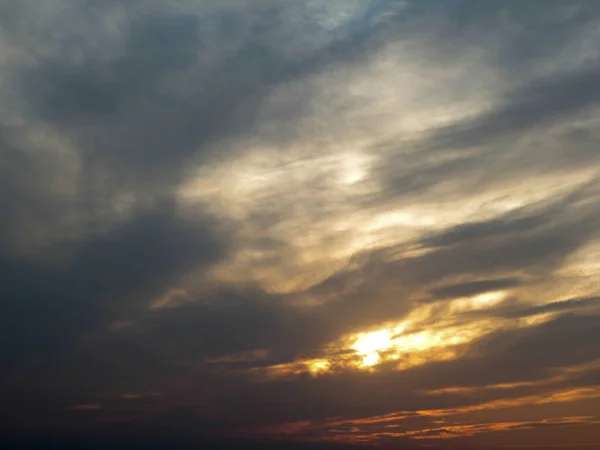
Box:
xmin=351 ymin=329 xmax=394 ymax=367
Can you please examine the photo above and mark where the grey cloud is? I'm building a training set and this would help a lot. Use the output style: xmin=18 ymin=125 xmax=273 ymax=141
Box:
xmin=411 ymin=0 xmax=600 ymax=71
xmin=416 ymin=181 xmax=597 ymax=255
xmin=419 ymin=189 xmax=598 ymax=277
xmin=139 ymin=289 xmax=313 ymax=364
xmin=17 ymin=12 xmax=249 ymax=188
xmin=0 ymin=203 xmax=226 ymax=371
xmin=380 ymin=67 xmax=600 ymax=202
xmin=499 ymin=295 xmax=600 ymax=319
xmin=429 ymin=278 xmax=524 ymax=301
xmin=29 ymin=13 xmax=202 ymax=124
xmin=120 ymin=285 xmax=378 ymax=369
xmin=8 ymin=0 xmax=410 ymax=192
xmin=429 ymin=62 xmax=600 ymax=152
xmin=463 ymin=312 xmax=600 ymax=383
xmin=563 ymin=364 xmax=600 ymax=390
xmin=421 ymin=215 xmax=548 ymax=249
xmin=376 ymin=2 xmax=600 ymax=203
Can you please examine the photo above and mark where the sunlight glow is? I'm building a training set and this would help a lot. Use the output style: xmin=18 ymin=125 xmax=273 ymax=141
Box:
xmin=347 ymin=322 xmax=484 ymax=371
xmin=308 ymin=359 xmax=332 ymax=376
xmin=352 ymin=329 xmax=396 ymax=366
xmin=254 ymin=283 xmax=579 ymax=380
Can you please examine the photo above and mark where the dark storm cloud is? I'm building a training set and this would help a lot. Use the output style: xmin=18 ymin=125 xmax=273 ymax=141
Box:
xmin=138 ymin=289 xmax=317 ymax=364
xmin=16 ymin=10 xmax=270 ymax=187
xmin=29 ymin=13 xmax=202 ymax=122
xmin=116 ymin=282 xmax=407 ymax=371
xmin=0 ymin=203 xmax=226 ymax=370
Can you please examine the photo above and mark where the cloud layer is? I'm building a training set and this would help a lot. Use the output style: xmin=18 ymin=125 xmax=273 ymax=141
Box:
xmin=2 ymin=1 xmax=600 ymax=449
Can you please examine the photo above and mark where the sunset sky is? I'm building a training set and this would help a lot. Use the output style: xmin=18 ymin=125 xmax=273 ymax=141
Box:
xmin=1 ymin=1 xmax=600 ymax=449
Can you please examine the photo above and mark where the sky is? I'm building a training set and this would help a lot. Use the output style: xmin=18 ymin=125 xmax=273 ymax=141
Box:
xmin=1 ymin=1 xmax=600 ymax=449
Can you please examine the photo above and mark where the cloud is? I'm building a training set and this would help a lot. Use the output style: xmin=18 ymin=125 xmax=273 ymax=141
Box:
xmin=426 ymin=62 xmax=600 ymax=153
xmin=428 ymin=278 xmax=524 ymax=301
xmin=0 ymin=202 xmax=226 ymax=370
xmin=1 ymin=1 xmax=600 ymax=449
